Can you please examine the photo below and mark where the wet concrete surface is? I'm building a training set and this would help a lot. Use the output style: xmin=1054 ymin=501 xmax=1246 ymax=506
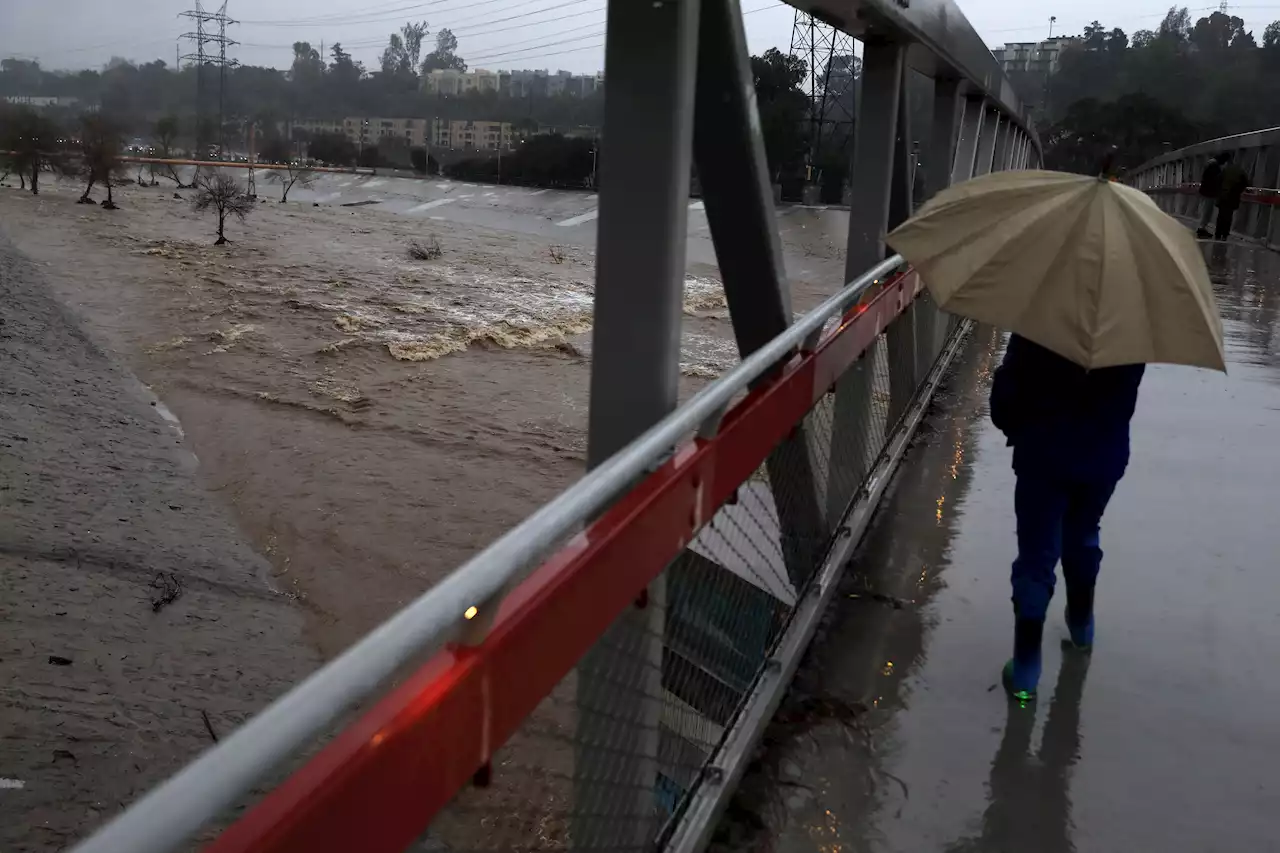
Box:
xmin=0 ymin=235 xmax=318 ymax=850
xmin=722 ymin=240 xmax=1280 ymax=852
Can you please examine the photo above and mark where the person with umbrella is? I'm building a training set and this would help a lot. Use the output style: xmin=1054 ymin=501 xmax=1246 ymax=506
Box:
xmin=888 ymin=169 xmax=1225 ymax=701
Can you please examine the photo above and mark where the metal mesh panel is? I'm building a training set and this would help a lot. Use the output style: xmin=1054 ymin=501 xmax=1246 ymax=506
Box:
xmin=421 ymin=295 xmax=964 ymax=852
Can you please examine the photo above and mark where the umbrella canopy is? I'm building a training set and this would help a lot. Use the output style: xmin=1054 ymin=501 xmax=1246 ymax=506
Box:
xmin=886 ymin=169 xmax=1225 ymax=371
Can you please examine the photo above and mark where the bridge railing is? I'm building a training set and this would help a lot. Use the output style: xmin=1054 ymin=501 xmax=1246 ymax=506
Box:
xmin=1129 ymin=127 xmax=1280 ymax=247
xmin=71 ymin=1 xmax=1041 ymax=851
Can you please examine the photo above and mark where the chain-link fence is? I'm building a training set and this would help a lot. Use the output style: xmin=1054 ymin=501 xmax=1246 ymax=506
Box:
xmin=421 ymin=292 xmax=969 ymax=852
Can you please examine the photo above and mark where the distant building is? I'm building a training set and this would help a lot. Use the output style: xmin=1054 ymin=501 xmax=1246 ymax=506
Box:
xmin=2 ymin=95 xmax=79 ymax=109
xmin=423 ymin=68 xmax=499 ymax=95
xmin=292 ymin=117 xmax=429 ymax=149
xmin=424 ymin=68 xmax=602 ymax=98
xmin=430 ymin=119 xmax=516 ymax=151
xmin=989 ymin=37 xmax=1079 ymax=111
xmin=990 ymin=37 xmax=1079 ymax=75
xmin=533 ymin=125 xmax=599 ymax=141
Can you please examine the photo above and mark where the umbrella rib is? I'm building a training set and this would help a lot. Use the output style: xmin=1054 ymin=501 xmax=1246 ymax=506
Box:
xmin=1010 ymin=189 xmax=1098 ymax=354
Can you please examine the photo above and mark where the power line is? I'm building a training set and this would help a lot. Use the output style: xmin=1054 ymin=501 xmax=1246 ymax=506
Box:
xmin=439 ymin=0 xmax=603 ymax=33
xmin=241 ymin=1 xmax=441 ymax=25
xmin=238 ymin=0 xmax=525 ymax=29
xmin=240 ymin=1 xmax=605 ymax=52
xmin=463 ymin=30 xmax=604 ymax=63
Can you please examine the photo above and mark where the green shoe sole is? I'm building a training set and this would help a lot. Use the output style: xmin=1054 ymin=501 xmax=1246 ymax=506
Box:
xmin=1002 ymin=659 xmax=1037 ymax=702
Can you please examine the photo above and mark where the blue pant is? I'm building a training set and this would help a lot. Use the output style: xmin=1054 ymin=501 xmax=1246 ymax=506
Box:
xmin=1011 ymin=471 xmax=1118 ymax=622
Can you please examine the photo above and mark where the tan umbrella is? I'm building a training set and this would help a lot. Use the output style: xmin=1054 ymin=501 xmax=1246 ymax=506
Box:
xmin=886 ymin=169 xmax=1226 ymax=371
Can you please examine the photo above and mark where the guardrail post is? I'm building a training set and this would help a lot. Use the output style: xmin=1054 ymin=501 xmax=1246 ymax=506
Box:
xmin=925 ymin=77 xmax=962 ymax=199
xmin=992 ymin=114 xmax=1011 ymax=173
xmin=578 ymin=0 xmax=700 ymax=845
xmin=694 ymin=0 xmax=827 ymax=590
xmin=951 ymin=95 xmax=986 ymax=183
xmin=1257 ymin=146 xmax=1278 ymax=245
xmin=888 ymin=56 xmax=927 ymax=429
xmin=827 ymin=39 xmax=904 ymax=523
xmin=973 ymin=109 xmax=1000 ymax=176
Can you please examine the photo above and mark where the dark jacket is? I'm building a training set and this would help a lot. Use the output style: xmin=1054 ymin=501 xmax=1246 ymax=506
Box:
xmin=1199 ymin=160 xmax=1223 ymax=198
xmin=1217 ymin=164 xmax=1251 ymax=211
xmin=990 ymin=335 xmax=1145 ymax=482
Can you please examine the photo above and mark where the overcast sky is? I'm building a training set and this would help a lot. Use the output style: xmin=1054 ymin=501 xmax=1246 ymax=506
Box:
xmin=2 ymin=0 xmax=1279 ymax=76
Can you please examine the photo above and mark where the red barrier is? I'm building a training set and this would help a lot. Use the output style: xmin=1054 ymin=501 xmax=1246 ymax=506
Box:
xmin=1151 ymin=183 xmax=1280 ymax=206
xmin=202 ymin=271 xmax=921 ymax=853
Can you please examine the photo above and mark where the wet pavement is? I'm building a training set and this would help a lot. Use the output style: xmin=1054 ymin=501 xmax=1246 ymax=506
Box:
xmin=722 ymin=240 xmax=1280 ymax=852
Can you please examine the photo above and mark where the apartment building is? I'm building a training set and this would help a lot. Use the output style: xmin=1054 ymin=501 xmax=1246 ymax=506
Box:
xmin=423 ymin=68 xmax=500 ymax=96
xmin=423 ymin=68 xmax=603 ymax=98
xmin=990 ymin=37 xmax=1079 ymax=76
xmin=990 ymin=37 xmax=1080 ymax=111
xmin=292 ymin=117 xmax=429 ymax=148
xmin=430 ymin=119 xmax=516 ymax=151
xmin=2 ymin=94 xmax=81 ymax=109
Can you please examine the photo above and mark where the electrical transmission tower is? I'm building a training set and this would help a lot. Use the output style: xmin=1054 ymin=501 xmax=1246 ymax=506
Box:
xmin=181 ymin=0 xmax=239 ymax=160
xmin=790 ymin=12 xmax=857 ymax=181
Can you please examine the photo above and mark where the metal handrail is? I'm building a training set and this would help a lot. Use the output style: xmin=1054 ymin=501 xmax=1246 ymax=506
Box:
xmin=70 ymin=253 xmax=907 ymax=853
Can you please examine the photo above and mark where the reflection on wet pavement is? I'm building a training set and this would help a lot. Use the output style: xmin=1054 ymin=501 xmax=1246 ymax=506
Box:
xmin=718 ymin=243 xmax=1280 ymax=852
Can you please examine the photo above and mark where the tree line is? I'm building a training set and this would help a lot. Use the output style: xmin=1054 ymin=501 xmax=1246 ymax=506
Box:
xmin=1042 ymin=8 xmax=1280 ymax=173
xmin=0 ymin=18 xmax=601 ymax=147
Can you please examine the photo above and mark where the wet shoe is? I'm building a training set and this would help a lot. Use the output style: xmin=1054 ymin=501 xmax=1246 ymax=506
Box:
xmin=1002 ymin=658 xmax=1039 ymax=701
xmin=1065 ymin=612 xmax=1094 ymax=652
xmin=1065 ymin=584 xmax=1095 ymax=652
xmin=1003 ymin=617 xmax=1043 ymax=701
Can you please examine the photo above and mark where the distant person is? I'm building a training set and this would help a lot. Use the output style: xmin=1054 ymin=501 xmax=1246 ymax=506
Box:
xmin=1196 ymin=153 xmax=1226 ymax=239
xmin=990 ymin=335 xmax=1145 ymax=701
xmin=913 ymin=160 xmax=928 ymax=209
xmin=1215 ymin=152 xmax=1251 ymax=241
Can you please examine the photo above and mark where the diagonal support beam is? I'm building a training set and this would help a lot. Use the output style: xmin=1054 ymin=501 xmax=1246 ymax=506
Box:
xmin=973 ymin=108 xmax=1001 ymax=176
xmin=694 ymin=0 xmax=827 ymax=591
xmin=827 ymin=39 xmax=906 ymax=527
xmin=951 ymin=95 xmax=986 ymax=184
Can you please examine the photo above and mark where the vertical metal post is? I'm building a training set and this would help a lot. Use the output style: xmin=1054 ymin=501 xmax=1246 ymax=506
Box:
xmin=845 ymin=40 xmax=905 ymax=271
xmin=577 ymin=0 xmax=700 ymax=846
xmin=925 ymin=77 xmax=961 ymax=199
xmin=1262 ymin=145 xmax=1280 ymax=249
xmin=826 ymin=38 xmax=904 ymax=527
xmin=973 ymin=109 xmax=1000 ymax=176
xmin=951 ymin=96 xmax=985 ymax=184
xmin=991 ymin=114 xmax=1011 ymax=173
xmin=887 ymin=64 xmax=916 ymax=236
xmin=693 ymin=0 xmax=825 ymax=588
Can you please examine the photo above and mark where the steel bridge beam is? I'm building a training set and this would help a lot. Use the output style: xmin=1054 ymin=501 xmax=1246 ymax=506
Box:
xmin=578 ymin=0 xmax=701 ymax=846
xmin=694 ymin=0 xmax=828 ymax=589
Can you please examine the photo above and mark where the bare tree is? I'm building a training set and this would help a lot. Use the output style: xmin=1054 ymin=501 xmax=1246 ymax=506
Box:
xmin=265 ymin=162 xmax=317 ymax=203
xmin=192 ymin=172 xmax=254 ymax=245
xmin=2 ymin=108 xmax=59 ymax=195
xmin=153 ymin=115 xmax=188 ymax=188
xmin=78 ymin=115 xmax=125 ymax=209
